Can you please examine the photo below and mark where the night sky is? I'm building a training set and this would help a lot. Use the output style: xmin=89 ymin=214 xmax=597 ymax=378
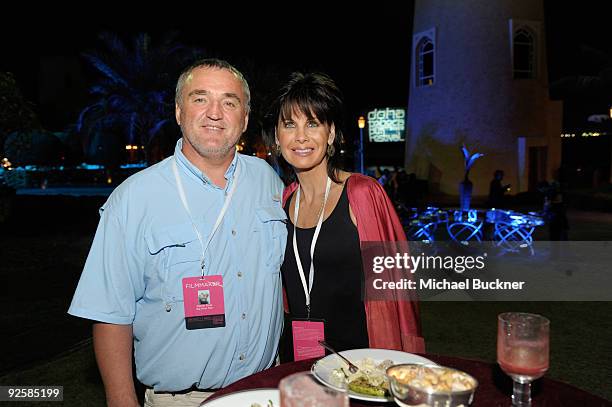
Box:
xmin=2 ymin=2 xmax=610 ymax=133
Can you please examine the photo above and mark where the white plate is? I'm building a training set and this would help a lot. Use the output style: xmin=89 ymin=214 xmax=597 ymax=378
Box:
xmin=201 ymin=388 xmax=279 ymax=407
xmin=311 ymin=348 xmax=436 ymax=402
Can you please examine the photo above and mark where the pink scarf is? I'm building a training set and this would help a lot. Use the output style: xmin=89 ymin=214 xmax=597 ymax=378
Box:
xmin=282 ymin=173 xmax=425 ymax=353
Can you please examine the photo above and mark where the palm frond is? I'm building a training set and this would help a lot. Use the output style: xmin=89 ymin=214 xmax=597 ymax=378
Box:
xmin=148 ymin=119 xmax=170 ymax=140
xmin=82 ymin=52 xmax=129 ymax=87
xmin=76 ymin=102 xmax=106 ymax=131
xmin=98 ymin=32 xmax=128 ymax=61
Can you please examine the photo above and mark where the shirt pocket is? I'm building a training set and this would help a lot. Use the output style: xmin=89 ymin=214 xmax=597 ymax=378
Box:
xmin=255 ymin=206 xmax=288 ymax=270
xmin=145 ymin=223 xmax=201 ymax=303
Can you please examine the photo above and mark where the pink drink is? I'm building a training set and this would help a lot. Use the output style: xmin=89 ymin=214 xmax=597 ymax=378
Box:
xmin=279 ymin=372 xmax=348 ymax=407
xmin=497 ymin=336 xmax=549 ymax=381
xmin=497 ymin=312 xmax=550 ymax=406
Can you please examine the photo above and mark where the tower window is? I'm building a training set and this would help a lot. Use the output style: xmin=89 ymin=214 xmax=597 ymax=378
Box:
xmin=417 ymin=37 xmax=435 ymax=86
xmin=513 ymin=28 xmax=535 ymax=79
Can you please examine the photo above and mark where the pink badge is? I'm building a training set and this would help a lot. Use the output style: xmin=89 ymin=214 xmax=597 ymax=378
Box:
xmin=292 ymin=320 xmax=325 ymax=361
xmin=182 ymin=275 xmax=225 ymax=317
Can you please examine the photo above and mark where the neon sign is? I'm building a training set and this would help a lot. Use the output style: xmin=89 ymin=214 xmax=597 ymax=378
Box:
xmin=367 ymin=108 xmax=405 ymax=142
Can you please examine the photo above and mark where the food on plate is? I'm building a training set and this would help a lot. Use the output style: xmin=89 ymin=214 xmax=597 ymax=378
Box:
xmin=347 ymin=376 xmax=386 ymax=397
xmin=250 ymin=400 xmax=274 ymax=407
xmin=330 ymin=357 xmax=394 ymax=397
xmin=387 ymin=364 xmax=476 ymax=393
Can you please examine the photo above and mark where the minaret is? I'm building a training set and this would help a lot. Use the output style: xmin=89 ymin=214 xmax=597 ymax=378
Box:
xmin=406 ymin=0 xmax=562 ymax=196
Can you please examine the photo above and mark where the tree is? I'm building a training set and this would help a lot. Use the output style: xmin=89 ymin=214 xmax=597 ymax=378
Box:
xmin=77 ymin=32 xmax=201 ymax=165
xmin=550 ymin=45 xmax=612 ymax=97
xmin=0 ymin=72 xmax=41 ymax=157
xmin=4 ymin=130 xmax=63 ymax=166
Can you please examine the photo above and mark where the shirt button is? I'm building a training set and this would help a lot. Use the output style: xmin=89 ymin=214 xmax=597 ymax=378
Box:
xmin=237 ymin=271 xmax=243 ymax=278
xmin=241 ymin=313 xmax=246 ymax=319
xmin=232 ymin=230 xmax=236 ymax=236
xmin=239 ymin=353 xmax=245 ymax=361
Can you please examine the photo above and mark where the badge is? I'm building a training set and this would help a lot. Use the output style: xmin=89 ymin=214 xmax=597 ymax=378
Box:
xmin=291 ymin=319 xmax=325 ymax=361
xmin=182 ymin=275 xmax=226 ymax=330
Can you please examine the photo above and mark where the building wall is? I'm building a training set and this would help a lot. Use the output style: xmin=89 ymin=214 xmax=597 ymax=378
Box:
xmin=406 ymin=0 xmax=562 ymax=196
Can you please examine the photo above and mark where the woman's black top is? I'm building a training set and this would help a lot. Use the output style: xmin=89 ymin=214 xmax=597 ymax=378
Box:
xmin=280 ymin=184 xmax=368 ymax=361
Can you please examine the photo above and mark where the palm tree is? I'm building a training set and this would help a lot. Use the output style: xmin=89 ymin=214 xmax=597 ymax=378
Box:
xmin=77 ymin=31 xmax=201 ymax=165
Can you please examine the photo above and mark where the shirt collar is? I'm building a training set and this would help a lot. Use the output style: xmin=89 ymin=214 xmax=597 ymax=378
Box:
xmin=174 ymin=138 xmax=239 ymax=186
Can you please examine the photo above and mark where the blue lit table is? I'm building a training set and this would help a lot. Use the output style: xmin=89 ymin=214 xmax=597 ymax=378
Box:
xmin=403 ymin=207 xmax=544 ymax=252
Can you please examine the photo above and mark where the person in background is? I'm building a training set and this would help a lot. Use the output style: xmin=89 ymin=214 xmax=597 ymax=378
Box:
xmin=68 ymin=59 xmax=287 ymax=407
xmin=264 ymin=72 xmax=424 ymax=361
xmin=546 ymin=169 xmax=569 ymax=241
xmin=488 ymin=169 xmax=510 ymax=208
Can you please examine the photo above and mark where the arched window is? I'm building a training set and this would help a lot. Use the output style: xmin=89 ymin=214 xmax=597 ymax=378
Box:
xmin=513 ymin=28 xmax=535 ymax=79
xmin=417 ymin=37 xmax=435 ymax=86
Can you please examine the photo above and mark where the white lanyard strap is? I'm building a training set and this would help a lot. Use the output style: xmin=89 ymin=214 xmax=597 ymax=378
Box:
xmin=292 ymin=177 xmax=332 ymax=318
xmin=172 ymin=157 xmax=240 ymax=276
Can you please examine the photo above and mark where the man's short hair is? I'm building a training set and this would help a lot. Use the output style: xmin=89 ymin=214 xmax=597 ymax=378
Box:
xmin=175 ymin=58 xmax=250 ymax=113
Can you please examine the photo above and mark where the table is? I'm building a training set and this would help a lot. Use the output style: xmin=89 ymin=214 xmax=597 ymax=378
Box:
xmin=208 ymin=354 xmax=611 ymax=406
xmin=403 ymin=206 xmax=544 ymax=254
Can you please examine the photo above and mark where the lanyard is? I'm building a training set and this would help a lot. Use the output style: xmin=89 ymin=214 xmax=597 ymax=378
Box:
xmin=172 ymin=157 xmax=240 ymax=277
xmin=292 ymin=177 xmax=331 ymax=319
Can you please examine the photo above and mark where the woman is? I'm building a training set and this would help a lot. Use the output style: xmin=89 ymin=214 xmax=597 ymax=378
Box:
xmin=265 ymin=72 xmax=424 ymax=360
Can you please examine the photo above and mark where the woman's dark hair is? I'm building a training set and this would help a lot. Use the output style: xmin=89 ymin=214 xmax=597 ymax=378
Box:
xmin=263 ymin=72 xmax=345 ymax=183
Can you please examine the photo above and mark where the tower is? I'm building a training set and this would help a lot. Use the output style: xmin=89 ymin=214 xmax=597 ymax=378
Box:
xmin=406 ymin=0 xmax=562 ymax=196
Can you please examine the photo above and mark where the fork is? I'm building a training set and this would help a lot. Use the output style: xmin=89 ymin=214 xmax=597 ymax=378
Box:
xmin=318 ymin=340 xmax=360 ymax=374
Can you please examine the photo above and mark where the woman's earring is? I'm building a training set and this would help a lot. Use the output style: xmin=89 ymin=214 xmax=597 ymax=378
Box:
xmin=275 ymin=144 xmax=282 ymax=157
xmin=327 ymin=144 xmax=335 ymax=157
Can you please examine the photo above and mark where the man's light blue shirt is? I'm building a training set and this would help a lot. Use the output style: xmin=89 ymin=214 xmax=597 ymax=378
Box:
xmin=68 ymin=140 xmax=287 ymax=391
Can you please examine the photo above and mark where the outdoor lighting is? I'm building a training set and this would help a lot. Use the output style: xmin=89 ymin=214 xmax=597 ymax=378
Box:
xmin=1 ymin=158 xmax=11 ymax=169
xmin=609 ymin=106 xmax=612 ymax=119
xmin=357 ymin=116 xmax=366 ymax=174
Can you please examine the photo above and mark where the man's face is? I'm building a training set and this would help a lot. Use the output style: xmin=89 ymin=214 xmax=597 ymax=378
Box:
xmin=176 ymin=67 xmax=249 ymax=161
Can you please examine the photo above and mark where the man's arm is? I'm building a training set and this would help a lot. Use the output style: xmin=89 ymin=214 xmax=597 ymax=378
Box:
xmin=93 ymin=323 xmax=139 ymax=407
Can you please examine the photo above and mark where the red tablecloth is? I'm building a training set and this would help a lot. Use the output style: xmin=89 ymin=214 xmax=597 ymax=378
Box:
xmin=209 ymin=354 xmax=611 ymax=406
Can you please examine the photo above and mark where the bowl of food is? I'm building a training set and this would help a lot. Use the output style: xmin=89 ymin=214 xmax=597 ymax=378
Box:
xmin=386 ymin=363 xmax=478 ymax=407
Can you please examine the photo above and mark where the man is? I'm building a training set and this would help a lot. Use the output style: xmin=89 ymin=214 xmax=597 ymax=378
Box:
xmin=198 ymin=290 xmax=210 ymax=305
xmin=488 ymin=169 xmax=510 ymax=208
xmin=68 ymin=59 xmax=287 ymax=407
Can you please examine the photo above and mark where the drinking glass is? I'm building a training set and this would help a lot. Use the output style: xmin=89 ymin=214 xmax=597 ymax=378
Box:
xmin=279 ymin=371 xmax=348 ymax=407
xmin=497 ymin=312 xmax=550 ymax=407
